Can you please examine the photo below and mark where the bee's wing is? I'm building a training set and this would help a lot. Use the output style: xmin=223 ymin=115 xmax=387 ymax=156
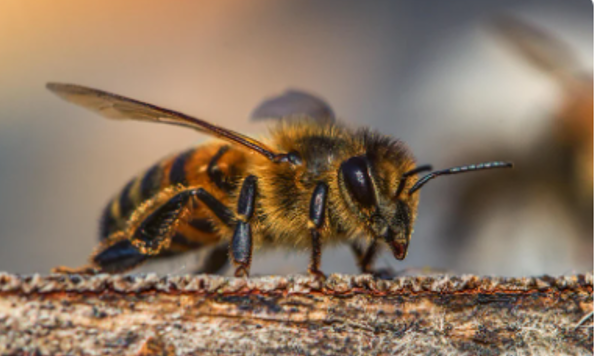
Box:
xmin=47 ymin=83 xmax=283 ymax=161
xmin=251 ymin=89 xmax=335 ymax=123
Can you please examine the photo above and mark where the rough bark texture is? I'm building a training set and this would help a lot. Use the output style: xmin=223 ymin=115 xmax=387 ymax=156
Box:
xmin=0 ymin=272 xmax=592 ymax=356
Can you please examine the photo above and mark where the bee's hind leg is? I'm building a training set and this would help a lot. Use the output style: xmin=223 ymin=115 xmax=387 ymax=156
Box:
xmin=61 ymin=188 xmax=195 ymax=274
xmin=90 ymin=239 xmax=149 ymax=274
xmin=52 ymin=235 xmax=148 ymax=275
xmin=53 ymin=186 xmax=236 ymax=275
xmin=95 ymin=186 xmax=236 ymax=274
xmin=90 ymin=189 xmax=201 ymax=274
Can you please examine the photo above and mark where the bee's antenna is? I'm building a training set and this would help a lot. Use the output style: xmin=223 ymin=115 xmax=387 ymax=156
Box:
xmin=395 ymin=165 xmax=433 ymax=198
xmin=408 ymin=161 xmax=514 ymax=195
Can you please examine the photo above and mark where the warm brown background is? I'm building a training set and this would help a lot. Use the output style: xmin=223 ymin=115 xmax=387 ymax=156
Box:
xmin=0 ymin=0 xmax=592 ymax=276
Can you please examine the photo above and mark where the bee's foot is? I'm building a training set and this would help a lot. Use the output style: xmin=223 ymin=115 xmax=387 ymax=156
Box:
xmin=308 ymin=268 xmax=327 ymax=282
xmin=393 ymin=266 xmax=451 ymax=277
xmin=234 ymin=266 xmax=250 ymax=278
xmin=372 ymin=268 xmax=396 ymax=280
xmin=362 ymin=268 xmax=396 ymax=280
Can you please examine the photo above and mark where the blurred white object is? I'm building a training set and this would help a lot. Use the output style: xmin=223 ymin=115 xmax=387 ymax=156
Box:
xmin=434 ymin=14 xmax=593 ymax=276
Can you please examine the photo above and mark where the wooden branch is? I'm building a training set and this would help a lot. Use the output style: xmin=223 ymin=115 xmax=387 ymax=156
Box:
xmin=0 ymin=273 xmax=592 ymax=355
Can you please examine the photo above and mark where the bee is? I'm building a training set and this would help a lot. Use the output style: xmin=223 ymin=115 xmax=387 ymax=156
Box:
xmin=47 ymin=83 xmax=513 ymax=278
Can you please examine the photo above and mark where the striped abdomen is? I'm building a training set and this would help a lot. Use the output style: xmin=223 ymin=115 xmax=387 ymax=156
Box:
xmin=99 ymin=142 xmax=248 ymax=253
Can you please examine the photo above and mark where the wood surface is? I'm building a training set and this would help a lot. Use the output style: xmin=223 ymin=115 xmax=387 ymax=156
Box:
xmin=0 ymin=272 xmax=592 ymax=355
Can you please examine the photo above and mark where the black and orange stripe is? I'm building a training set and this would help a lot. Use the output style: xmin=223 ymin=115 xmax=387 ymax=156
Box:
xmin=98 ymin=143 xmax=248 ymax=257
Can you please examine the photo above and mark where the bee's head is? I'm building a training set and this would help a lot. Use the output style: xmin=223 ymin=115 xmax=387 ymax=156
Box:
xmin=338 ymin=152 xmax=513 ymax=261
xmin=338 ymin=155 xmax=420 ymax=260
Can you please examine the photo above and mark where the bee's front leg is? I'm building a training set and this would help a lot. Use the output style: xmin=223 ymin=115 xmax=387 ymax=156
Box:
xmin=350 ymin=239 xmax=378 ymax=274
xmin=350 ymin=240 xmax=397 ymax=279
xmin=308 ymin=182 xmax=328 ymax=281
xmin=230 ymin=175 xmax=258 ymax=277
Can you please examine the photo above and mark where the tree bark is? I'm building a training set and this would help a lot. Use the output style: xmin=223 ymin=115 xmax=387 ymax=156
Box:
xmin=0 ymin=272 xmax=592 ymax=355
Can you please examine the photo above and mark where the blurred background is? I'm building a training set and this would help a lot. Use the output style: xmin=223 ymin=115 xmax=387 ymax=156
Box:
xmin=0 ymin=0 xmax=592 ymax=276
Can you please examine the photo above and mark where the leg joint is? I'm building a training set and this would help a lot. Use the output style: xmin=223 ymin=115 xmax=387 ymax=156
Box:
xmin=192 ymin=188 xmax=235 ymax=226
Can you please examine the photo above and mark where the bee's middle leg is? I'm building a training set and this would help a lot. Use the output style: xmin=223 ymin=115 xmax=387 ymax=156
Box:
xmin=230 ymin=175 xmax=258 ymax=277
xmin=308 ymin=182 xmax=328 ymax=280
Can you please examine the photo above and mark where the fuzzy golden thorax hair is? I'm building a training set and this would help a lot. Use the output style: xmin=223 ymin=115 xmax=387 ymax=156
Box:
xmin=246 ymin=118 xmax=420 ymax=259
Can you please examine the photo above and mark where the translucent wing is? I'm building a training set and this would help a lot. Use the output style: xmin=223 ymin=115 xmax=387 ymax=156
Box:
xmin=251 ymin=89 xmax=335 ymax=123
xmin=47 ymin=83 xmax=283 ymax=161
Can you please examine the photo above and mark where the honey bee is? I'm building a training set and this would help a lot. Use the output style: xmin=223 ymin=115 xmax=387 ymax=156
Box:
xmin=47 ymin=83 xmax=512 ymax=278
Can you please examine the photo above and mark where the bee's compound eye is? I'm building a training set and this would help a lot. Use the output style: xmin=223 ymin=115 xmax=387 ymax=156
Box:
xmin=340 ymin=156 xmax=376 ymax=207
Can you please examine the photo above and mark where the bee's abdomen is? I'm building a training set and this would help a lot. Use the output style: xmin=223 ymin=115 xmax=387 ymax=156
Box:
xmin=99 ymin=143 xmax=247 ymax=242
